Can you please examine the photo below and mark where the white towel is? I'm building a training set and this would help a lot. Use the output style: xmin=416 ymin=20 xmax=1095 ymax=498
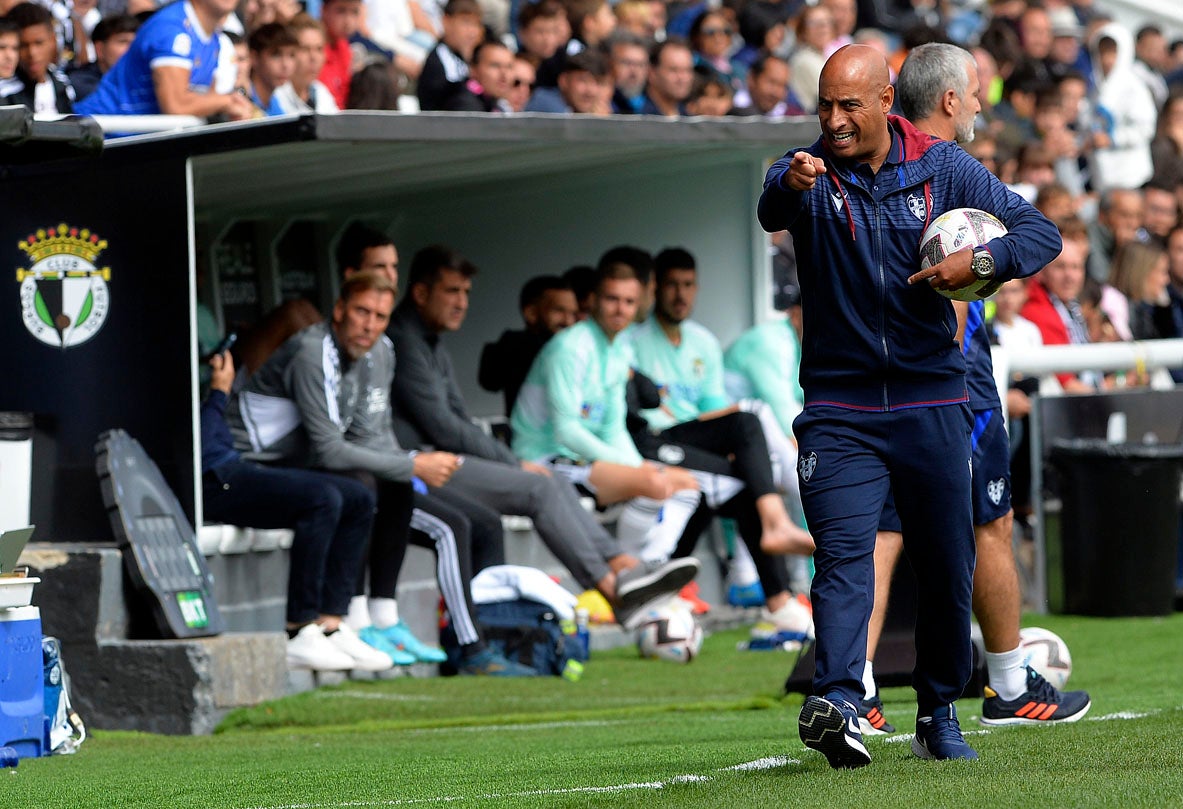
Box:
xmin=470 ymin=565 xmax=578 ymax=622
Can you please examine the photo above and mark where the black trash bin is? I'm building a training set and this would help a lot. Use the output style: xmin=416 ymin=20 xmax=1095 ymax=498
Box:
xmin=1049 ymin=439 xmax=1183 ymax=617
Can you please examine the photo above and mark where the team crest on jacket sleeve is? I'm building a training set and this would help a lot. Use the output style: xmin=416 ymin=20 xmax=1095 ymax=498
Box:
xmin=907 ymin=193 xmax=927 ymax=221
xmin=987 ymin=477 xmax=1006 ymax=505
xmin=798 ymin=451 xmax=818 ymax=482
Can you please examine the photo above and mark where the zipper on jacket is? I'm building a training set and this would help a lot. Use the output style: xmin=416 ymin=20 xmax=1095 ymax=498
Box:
xmin=872 ymin=199 xmax=890 ymax=410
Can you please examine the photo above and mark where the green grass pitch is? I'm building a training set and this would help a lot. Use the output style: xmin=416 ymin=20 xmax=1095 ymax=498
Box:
xmin=4 ymin=612 xmax=1181 ymax=809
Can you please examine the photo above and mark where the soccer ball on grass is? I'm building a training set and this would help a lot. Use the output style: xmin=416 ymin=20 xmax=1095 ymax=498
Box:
xmin=636 ymin=598 xmax=704 ymax=664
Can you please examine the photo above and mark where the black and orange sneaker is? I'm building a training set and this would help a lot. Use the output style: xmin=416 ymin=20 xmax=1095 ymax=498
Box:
xmin=857 ymin=695 xmax=896 ymax=735
xmin=980 ymin=666 xmax=1091 ymax=726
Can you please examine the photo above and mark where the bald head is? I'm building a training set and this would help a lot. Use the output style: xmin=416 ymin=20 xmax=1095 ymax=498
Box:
xmin=821 ymin=44 xmax=891 ymax=90
xmin=817 ymin=45 xmax=895 ymax=169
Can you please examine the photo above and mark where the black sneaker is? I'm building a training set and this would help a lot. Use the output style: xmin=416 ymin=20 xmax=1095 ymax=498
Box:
xmin=981 ymin=667 xmax=1091 ymax=726
xmin=799 ymin=695 xmax=872 ymax=769
xmin=912 ymin=704 xmax=979 ymax=761
xmin=615 ymin=557 xmax=700 ymax=628
xmin=858 ymin=695 xmax=896 ymax=735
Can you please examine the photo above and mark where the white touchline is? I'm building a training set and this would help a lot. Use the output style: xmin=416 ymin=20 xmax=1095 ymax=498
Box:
xmin=239 ymin=708 xmax=1183 ymax=809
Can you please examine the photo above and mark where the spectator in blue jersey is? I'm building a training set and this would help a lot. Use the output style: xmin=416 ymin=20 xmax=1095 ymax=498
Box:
xmin=758 ymin=45 xmax=1061 ymax=767
xmin=76 ymin=0 xmax=254 ymax=121
xmin=67 ymin=15 xmax=139 ymax=102
xmin=246 ymin=22 xmax=297 ymax=115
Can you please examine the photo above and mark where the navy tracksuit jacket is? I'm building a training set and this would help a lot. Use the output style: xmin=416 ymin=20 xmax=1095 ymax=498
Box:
xmin=758 ymin=115 xmax=1061 ymax=713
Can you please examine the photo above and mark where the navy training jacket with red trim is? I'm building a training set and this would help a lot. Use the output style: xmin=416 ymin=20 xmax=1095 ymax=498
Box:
xmin=757 ymin=115 xmax=1061 ymax=413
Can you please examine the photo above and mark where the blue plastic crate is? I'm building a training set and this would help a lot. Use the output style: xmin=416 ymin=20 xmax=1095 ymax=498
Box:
xmin=0 ymin=606 xmax=44 ymax=760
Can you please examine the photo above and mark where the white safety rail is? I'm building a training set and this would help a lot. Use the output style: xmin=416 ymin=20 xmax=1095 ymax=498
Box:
xmin=87 ymin=114 xmax=206 ymax=134
xmin=991 ymin=338 xmax=1183 ymax=613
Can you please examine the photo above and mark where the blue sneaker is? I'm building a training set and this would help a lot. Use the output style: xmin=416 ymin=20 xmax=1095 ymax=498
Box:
xmin=912 ymin=705 xmax=979 ymax=761
xmin=357 ymin=626 xmax=416 ymax=666
xmin=727 ymin=581 xmax=766 ymax=608
xmin=459 ymin=648 xmax=537 ymax=677
xmin=981 ymin=667 xmax=1091 ymax=726
xmin=799 ymin=695 xmax=871 ymax=769
xmin=376 ymin=621 xmax=448 ymax=664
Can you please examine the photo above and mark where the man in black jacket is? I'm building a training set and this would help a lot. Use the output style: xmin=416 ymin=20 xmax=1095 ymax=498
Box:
xmin=478 ymin=274 xmax=577 ymax=415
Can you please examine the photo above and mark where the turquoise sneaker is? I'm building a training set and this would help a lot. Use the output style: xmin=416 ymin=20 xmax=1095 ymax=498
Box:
xmin=378 ymin=621 xmax=448 ymax=664
xmin=459 ymin=648 xmax=536 ymax=677
xmin=358 ymin=626 xmax=416 ymax=665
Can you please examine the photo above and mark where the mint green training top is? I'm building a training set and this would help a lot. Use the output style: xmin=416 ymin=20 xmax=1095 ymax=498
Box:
xmin=511 ymin=318 xmax=643 ymax=467
xmin=628 ymin=316 xmax=730 ymax=431
xmin=723 ymin=318 xmax=804 ymax=437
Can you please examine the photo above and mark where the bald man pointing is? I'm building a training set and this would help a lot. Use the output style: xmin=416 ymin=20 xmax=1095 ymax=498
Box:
xmin=758 ymin=45 xmax=1060 ymax=768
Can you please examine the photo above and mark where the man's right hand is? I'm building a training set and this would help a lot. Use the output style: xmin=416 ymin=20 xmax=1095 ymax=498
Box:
xmin=783 ymin=151 xmax=827 ymax=191
xmin=412 ymin=451 xmax=462 ymax=488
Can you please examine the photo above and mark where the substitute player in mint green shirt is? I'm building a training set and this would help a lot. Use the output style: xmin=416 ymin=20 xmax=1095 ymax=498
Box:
xmin=512 ymin=310 xmax=640 ymax=467
xmin=629 ymin=314 xmax=730 ymax=430
xmin=724 ymin=317 xmax=804 ymax=438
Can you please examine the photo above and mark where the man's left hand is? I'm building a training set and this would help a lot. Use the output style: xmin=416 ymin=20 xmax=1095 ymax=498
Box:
xmin=908 ymin=247 xmax=975 ymax=293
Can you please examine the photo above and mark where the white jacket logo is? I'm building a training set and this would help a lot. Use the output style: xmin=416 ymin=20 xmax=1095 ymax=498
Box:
xmin=830 ymin=192 xmax=844 ymax=214
xmin=366 ymin=387 xmax=388 ymax=414
xmin=907 ymin=193 xmax=927 ymax=221
xmin=987 ymin=478 xmax=1006 ymax=505
xmin=798 ymin=451 xmax=817 ymax=482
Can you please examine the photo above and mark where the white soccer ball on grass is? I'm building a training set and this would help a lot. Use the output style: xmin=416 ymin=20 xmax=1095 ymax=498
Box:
xmin=636 ymin=598 xmax=704 ymax=664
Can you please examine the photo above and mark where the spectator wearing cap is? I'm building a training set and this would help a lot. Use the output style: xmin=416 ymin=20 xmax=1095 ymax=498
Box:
xmin=640 ymin=37 xmax=693 ymax=117
xmin=525 ymin=49 xmax=611 ymax=113
xmin=1089 ymin=21 xmax=1157 ymax=191
xmin=605 ymin=29 xmax=649 ymax=114
xmin=68 ymin=14 xmax=139 ymax=102
xmin=416 ymin=0 xmax=484 ymax=110
xmin=1046 ymin=6 xmax=1090 ymax=81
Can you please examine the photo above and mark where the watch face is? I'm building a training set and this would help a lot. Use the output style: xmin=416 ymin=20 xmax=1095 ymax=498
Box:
xmin=972 ymin=251 xmax=995 ymax=280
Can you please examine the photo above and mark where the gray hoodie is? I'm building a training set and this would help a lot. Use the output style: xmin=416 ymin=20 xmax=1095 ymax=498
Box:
xmin=228 ymin=321 xmax=414 ymax=481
